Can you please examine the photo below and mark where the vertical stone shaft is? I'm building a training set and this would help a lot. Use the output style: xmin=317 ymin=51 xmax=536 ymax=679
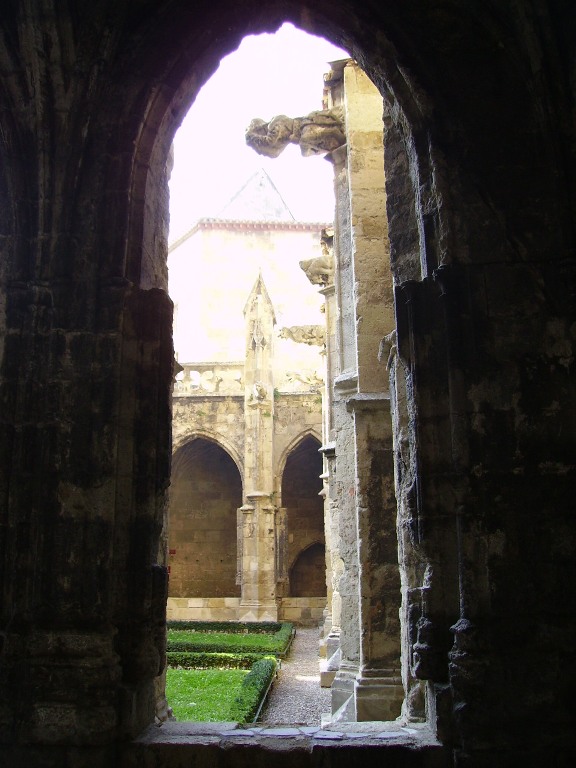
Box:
xmin=328 ymin=61 xmax=402 ymax=720
xmin=238 ymin=275 xmax=278 ymax=620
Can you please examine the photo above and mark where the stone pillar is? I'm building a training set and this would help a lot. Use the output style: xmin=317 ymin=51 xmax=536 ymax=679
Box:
xmin=238 ymin=494 xmax=278 ymax=621
xmin=330 ymin=373 xmax=360 ymax=720
xmin=238 ymin=274 xmax=278 ymax=620
xmin=319 ymin=445 xmax=343 ymax=687
xmin=317 ymin=244 xmax=343 ymax=680
xmin=275 ymin=506 xmax=289 ymax=597
xmin=326 ymin=60 xmax=402 ymax=721
xmin=347 ymin=393 xmax=404 ymax=721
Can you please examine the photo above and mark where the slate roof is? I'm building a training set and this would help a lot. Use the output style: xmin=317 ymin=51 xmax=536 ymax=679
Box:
xmin=169 ymin=168 xmax=328 ymax=253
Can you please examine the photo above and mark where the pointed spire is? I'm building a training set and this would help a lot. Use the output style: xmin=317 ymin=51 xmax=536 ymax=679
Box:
xmin=243 ymin=271 xmax=276 ymax=325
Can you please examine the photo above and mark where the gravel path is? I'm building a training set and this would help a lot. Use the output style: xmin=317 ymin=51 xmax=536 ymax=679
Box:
xmin=259 ymin=626 xmax=331 ymax=725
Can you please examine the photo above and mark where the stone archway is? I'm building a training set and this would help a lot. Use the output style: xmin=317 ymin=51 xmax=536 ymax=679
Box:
xmin=280 ymin=434 xmax=324 ymax=593
xmin=168 ymin=437 xmax=242 ymax=598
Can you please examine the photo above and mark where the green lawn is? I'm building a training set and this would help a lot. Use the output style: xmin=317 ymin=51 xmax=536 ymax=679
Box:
xmin=166 ymin=667 xmax=248 ymax=721
xmin=165 ymin=623 xmax=284 ymax=722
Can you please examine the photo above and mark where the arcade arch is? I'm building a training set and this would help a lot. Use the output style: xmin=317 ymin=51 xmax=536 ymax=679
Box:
xmin=279 ymin=434 xmax=325 ymax=599
xmin=163 ymin=24 xmax=408 ymax=721
xmin=169 ymin=437 xmax=242 ymax=598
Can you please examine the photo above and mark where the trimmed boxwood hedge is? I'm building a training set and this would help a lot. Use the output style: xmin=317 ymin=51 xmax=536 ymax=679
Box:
xmin=165 ymin=623 xmax=283 ymax=723
xmin=166 ymin=621 xmax=285 ymax=634
xmin=166 ymin=622 xmax=293 ymax=657
xmin=228 ymin=657 xmax=277 ymax=723
xmin=166 ymin=651 xmax=267 ymax=669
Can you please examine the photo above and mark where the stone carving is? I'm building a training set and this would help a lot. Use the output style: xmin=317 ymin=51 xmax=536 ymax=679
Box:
xmin=251 ymin=381 xmax=268 ymax=401
xmin=279 ymin=325 xmax=325 ymax=346
xmin=286 ymin=371 xmax=324 ymax=390
xmin=300 ymin=227 xmax=334 ymax=286
xmin=246 ymin=107 xmax=345 ymax=158
xmin=201 ymin=370 xmax=223 ymax=392
xmin=251 ymin=320 xmax=266 ymax=348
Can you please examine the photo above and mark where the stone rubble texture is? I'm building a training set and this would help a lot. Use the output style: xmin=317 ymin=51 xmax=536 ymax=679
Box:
xmin=0 ymin=2 xmax=574 ymax=767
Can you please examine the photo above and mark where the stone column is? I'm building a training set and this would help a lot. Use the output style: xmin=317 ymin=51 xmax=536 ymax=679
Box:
xmin=319 ymin=444 xmax=343 ymax=687
xmin=347 ymin=393 xmax=404 ymax=720
xmin=275 ymin=506 xmax=288 ymax=597
xmin=330 ymin=372 xmax=361 ymax=719
xmin=238 ymin=274 xmax=278 ymax=620
xmin=317 ymin=249 xmax=343 ymax=680
xmin=345 ymin=61 xmax=403 ymax=720
xmin=238 ymin=494 xmax=278 ymax=621
xmin=326 ymin=60 xmax=403 ymax=721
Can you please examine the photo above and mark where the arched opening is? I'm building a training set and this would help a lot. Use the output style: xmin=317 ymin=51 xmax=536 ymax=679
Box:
xmin=166 ymin=26 xmax=342 ymax=635
xmin=289 ymin=542 xmax=327 ymax=598
xmin=281 ymin=434 xmax=325 ymax=597
xmin=162 ymin=25 xmax=407 ymax=720
xmin=132 ymin=7 xmax=573 ymax=744
xmin=168 ymin=437 xmax=242 ymax=598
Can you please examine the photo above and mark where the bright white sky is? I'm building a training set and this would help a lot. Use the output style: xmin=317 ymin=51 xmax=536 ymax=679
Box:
xmin=168 ymin=23 xmax=348 ymax=242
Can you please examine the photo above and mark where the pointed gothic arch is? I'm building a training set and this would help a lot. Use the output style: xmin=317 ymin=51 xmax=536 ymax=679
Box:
xmin=278 ymin=433 xmax=325 ymax=602
xmin=172 ymin=429 xmax=244 ymax=485
xmin=275 ymin=428 xmax=323 ymax=501
xmin=169 ymin=436 xmax=242 ymax=598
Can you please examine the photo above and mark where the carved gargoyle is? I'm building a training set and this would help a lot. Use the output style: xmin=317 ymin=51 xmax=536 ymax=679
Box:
xmin=286 ymin=371 xmax=324 ymax=390
xmin=278 ymin=325 xmax=325 ymax=346
xmin=300 ymin=228 xmax=334 ymax=286
xmin=246 ymin=107 xmax=345 ymax=159
xmin=251 ymin=381 xmax=267 ymax=401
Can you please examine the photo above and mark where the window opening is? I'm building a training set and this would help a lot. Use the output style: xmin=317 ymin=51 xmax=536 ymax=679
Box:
xmin=165 ymin=22 xmax=406 ymax=730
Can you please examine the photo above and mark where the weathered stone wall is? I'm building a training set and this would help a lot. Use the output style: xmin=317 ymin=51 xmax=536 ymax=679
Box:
xmin=167 ymin=596 xmax=326 ymax=625
xmin=173 ymin=395 xmax=245 ymax=456
xmin=169 ymin=385 xmax=323 ymax=616
xmin=274 ymin=395 xmax=323 ymax=462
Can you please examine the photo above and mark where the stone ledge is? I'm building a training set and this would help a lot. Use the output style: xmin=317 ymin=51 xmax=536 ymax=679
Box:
xmin=345 ymin=392 xmax=390 ymax=412
xmin=130 ymin=719 xmax=442 ymax=749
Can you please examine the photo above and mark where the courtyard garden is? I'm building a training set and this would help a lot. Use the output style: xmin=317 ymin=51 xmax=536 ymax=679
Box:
xmin=165 ymin=621 xmax=294 ymax=722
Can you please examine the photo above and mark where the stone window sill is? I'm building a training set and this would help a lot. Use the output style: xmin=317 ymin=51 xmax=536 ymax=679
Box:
xmin=131 ymin=719 xmax=442 ymax=750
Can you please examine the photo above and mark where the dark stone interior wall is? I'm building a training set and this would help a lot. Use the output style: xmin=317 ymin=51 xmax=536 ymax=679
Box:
xmin=168 ymin=439 xmax=242 ymax=597
xmin=0 ymin=1 xmax=574 ymax=766
xmin=290 ymin=543 xmax=327 ymax=598
xmin=282 ymin=436 xmax=325 ymax=596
